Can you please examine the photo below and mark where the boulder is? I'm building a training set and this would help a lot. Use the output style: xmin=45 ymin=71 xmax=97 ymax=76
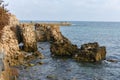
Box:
xmin=74 ymin=42 xmax=106 ymax=62
xmin=50 ymin=41 xmax=78 ymax=56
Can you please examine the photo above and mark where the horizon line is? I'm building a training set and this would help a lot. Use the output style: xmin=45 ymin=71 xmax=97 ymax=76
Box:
xmin=19 ymin=20 xmax=120 ymax=22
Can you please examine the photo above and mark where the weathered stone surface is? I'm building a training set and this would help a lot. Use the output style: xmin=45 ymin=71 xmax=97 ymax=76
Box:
xmin=19 ymin=23 xmax=37 ymax=52
xmin=0 ymin=14 xmax=21 ymax=80
xmin=0 ymin=14 xmax=46 ymax=80
xmin=74 ymin=42 xmax=106 ymax=62
xmin=35 ymin=24 xmax=65 ymax=42
xmin=35 ymin=24 xmax=78 ymax=56
xmin=24 ymin=51 xmax=44 ymax=62
xmin=0 ymin=14 xmax=22 ymax=66
xmin=9 ymin=14 xmax=19 ymax=26
xmin=50 ymin=41 xmax=78 ymax=56
xmin=35 ymin=23 xmax=107 ymax=61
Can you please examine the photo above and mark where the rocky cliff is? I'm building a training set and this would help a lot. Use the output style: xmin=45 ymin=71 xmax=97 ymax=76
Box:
xmin=0 ymin=14 xmax=22 ymax=80
xmin=0 ymin=15 xmax=41 ymax=80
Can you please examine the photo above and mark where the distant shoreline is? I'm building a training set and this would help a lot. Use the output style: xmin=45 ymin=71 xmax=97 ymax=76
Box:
xmin=20 ymin=21 xmax=72 ymax=26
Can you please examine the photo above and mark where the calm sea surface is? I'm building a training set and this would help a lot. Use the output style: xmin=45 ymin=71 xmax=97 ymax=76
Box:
xmin=19 ymin=21 xmax=120 ymax=80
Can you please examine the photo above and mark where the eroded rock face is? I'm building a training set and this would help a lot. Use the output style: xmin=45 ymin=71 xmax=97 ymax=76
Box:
xmin=19 ymin=24 xmax=37 ymax=52
xmin=23 ymin=51 xmax=44 ymax=63
xmin=35 ymin=24 xmax=64 ymax=42
xmin=35 ymin=24 xmax=78 ymax=56
xmin=50 ymin=41 xmax=78 ymax=56
xmin=0 ymin=14 xmax=21 ymax=80
xmin=74 ymin=42 xmax=106 ymax=62
xmin=35 ymin=23 xmax=107 ymax=61
xmin=35 ymin=24 xmax=48 ymax=41
xmin=0 ymin=15 xmax=22 ymax=66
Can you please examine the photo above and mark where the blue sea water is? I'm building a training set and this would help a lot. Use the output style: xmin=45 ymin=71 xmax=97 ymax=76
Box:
xmin=19 ymin=21 xmax=120 ymax=80
xmin=61 ymin=21 xmax=120 ymax=59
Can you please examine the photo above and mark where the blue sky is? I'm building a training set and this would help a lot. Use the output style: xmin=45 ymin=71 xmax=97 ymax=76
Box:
xmin=4 ymin=0 xmax=120 ymax=21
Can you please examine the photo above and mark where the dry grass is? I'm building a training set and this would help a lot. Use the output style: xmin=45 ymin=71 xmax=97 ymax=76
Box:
xmin=0 ymin=0 xmax=9 ymax=37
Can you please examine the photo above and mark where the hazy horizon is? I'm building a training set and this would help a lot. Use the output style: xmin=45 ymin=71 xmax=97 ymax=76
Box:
xmin=20 ymin=20 xmax=120 ymax=23
xmin=4 ymin=0 xmax=120 ymax=22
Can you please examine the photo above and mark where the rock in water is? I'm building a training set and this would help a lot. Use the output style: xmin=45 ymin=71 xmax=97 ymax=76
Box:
xmin=35 ymin=23 xmax=106 ymax=62
xmin=48 ymin=25 xmax=78 ymax=56
xmin=74 ymin=42 xmax=106 ymax=62
xmin=50 ymin=41 xmax=78 ymax=56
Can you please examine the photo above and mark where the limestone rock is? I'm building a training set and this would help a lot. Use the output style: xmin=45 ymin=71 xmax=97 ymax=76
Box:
xmin=0 ymin=14 xmax=22 ymax=80
xmin=19 ymin=23 xmax=37 ymax=52
xmin=50 ymin=41 xmax=78 ymax=56
xmin=35 ymin=24 xmax=64 ymax=42
xmin=34 ymin=24 xmax=79 ymax=56
xmin=24 ymin=51 xmax=44 ymax=62
xmin=74 ymin=42 xmax=106 ymax=62
xmin=35 ymin=24 xmax=78 ymax=56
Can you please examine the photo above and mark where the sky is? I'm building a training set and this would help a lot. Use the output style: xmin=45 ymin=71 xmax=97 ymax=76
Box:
xmin=3 ymin=0 xmax=120 ymax=21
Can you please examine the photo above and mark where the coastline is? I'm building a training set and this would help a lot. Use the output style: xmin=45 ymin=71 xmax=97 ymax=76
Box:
xmin=20 ymin=22 xmax=71 ymax=26
xmin=0 ymin=14 xmax=106 ymax=80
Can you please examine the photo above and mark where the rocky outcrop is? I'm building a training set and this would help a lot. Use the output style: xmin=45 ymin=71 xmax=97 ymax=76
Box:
xmin=0 ymin=15 xmax=44 ymax=80
xmin=35 ymin=24 xmax=78 ymax=56
xmin=35 ymin=24 xmax=49 ymax=41
xmin=35 ymin=24 xmax=66 ymax=42
xmin=0 ymin=26 xmax=24 ymax=66
xmin=36 ymin=24 xmax=106 ymax=60
xmin=0 ymin=14 xmax=22 ymax=66
xmin=74 ymin=42 xmax=106 ymax=62
xmin=19 ymin=23 xmax=37 ymax=52
xmin=50 ymin=41 xmax=78 ymax=56
xmin=47 ymin=25 xmax=78 ymax=56
xmin=0 ymin=14 xmax=22 ymax=80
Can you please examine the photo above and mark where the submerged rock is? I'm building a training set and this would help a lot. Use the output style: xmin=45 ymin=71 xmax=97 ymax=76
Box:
xmin=24 ymin=51 xmax=44 ymax=63
xmin=74 ymin=42 xmax=106 ymax=62
xmin=106 ymin=59 xmax=118 ymax=63
xmin=47 ymin=74 xmax=58 ymax=80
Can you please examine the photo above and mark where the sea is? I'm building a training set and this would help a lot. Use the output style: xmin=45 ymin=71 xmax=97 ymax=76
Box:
xmin=18 ymin=21 xmax=120 ymax=80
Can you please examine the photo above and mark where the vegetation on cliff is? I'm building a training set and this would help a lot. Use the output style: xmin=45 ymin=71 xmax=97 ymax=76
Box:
xmin=0 ymin=0 xmax=9 ymax=37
